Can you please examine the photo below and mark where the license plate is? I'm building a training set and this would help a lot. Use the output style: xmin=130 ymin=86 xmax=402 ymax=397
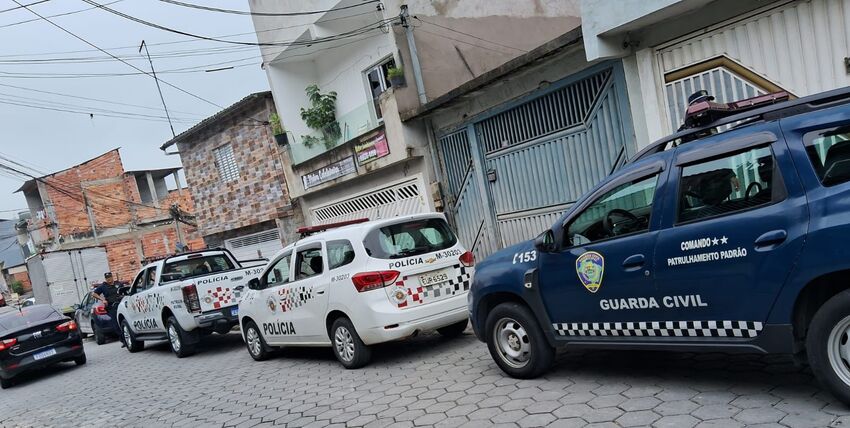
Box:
xmin=33 ymin=348 xmax=56 ymax=361
xmin=419 ymin=269 xmax=451 ymax=287
xmin=230 ymin=307 xmax=239 ymax=317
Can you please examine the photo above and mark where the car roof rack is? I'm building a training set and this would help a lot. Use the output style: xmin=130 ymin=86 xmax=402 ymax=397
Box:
xmin=630 ymin=85 xmax=850 ymax=163
xmin=296 ymin=218 xmax=369 ymax=238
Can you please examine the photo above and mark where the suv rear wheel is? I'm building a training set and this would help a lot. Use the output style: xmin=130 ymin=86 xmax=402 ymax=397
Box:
xmin=93 ymin=322 xmax=106 ymax=345
xmin=166 ymin=317 xmax=198 ymax=358
xmin=807 ymin=290 xmax=850 ymax=404
xmin=121 ymin=320 xmax=143 ymax=353
xmin=485 ymin=302 xmax=554 ymax=379
xmin=244 ymin=321 xmax=273 ymax=361
xmin=0 ymin=377 xmax=12 ymax=389
xmin=437 ymin=319 xmax=468 ymax=338
xmin=330 ymin=317 xmax=371 ymax=369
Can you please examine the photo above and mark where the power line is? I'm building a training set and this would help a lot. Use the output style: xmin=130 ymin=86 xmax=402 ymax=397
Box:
xmin=10 ymin=0 xmax=227 ymax=110
xmin=0 ymin=98 xmax=199 ymax=124
xmin=0 ymin=82 xmax=206 ymax=117
xmin=82 ymin=0 xmax=391 ymax=47
xmin=414 ymin=17 xmax=528 ymax=53
xmin=157 ymin=0 xmax=380 ymax=17
xmin=0 ymin=0 xmax=49 ymax=14
xmin=416 ymin=28 xmax=527 ymax=55
xmin=0 ymin=0 xmax=122 ymax=29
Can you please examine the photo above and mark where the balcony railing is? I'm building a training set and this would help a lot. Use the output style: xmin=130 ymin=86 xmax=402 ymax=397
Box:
xmin=288 ymin=101 xmax=381 ymax=165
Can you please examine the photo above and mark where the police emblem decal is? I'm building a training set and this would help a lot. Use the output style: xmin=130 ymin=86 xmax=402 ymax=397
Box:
xmin=576 ymin=251 xmax=604 ymax=293
xmin=266 ymin=296 xmax=276 ymax=313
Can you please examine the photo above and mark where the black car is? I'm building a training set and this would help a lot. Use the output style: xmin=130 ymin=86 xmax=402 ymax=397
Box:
xmin=0 ymin=305 xmax=86 ymax=388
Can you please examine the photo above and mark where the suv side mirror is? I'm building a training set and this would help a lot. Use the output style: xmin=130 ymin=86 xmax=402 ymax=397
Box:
xmin=248 ymin=278 xmax=261 ymax=290
xmin=118 ymin=286 xmax=131 ymax=296
xmin=534 ymin=229 xmax=556 ymax=253
xmin=72 ymin=304 xmax=81 ymax=311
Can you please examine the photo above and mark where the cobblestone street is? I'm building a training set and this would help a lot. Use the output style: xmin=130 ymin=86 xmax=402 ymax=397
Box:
xmin=0 ymin=328 xmax=848 ymax=428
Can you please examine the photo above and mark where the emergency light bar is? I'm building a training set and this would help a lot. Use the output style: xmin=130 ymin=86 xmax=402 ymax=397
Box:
xmin=680 ymin=90 xmax=790 ymax=131
xmin=297 ymin=218 xmax=369 ymax=237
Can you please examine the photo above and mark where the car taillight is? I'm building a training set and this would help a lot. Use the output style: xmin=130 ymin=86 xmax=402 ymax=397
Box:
xmin=56 ymin=320 xmax=78 ymax=332
xmin=459 ymin=251 xmax=475 ymax=268
xmin=352 ymin=271 xmax=400 ymax=292
xmin=93 ymin=305 xmax=107 ymax=316
xmin=182 ymin=284 xmax=201 ymax=313
xmin=0 ymin=338 xmax=16 ymax=351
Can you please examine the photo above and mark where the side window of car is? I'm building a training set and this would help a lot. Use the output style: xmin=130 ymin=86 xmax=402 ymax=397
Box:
xmin=264 ymin=253 xmax=292 ymax=287
xmin=805 ymin=126 xmax=850 ymax=186
xmin=327 ymin=240 xmax=355 ymax=270
xmin=131 ymin=270 xmax=145 ymax=294
xmin=136 ymin=267 xmax=156 ymax=293
xmin=565 ymin=174 xmax=659 ymax=247
xmin=295 ymin=245 xmax=324 ymax=281
xmin=677 ymin=145 xmax=780 ymax=223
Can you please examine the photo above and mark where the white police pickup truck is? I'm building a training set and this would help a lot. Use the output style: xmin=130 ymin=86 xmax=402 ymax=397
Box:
xmin=238 ymin=214 xmax=474 ymax=368
xmin=117 ymin=249 xmax=265 ymax=357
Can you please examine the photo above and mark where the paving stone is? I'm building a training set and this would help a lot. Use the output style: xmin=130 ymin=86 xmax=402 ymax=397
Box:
xmin=733 ymin=407 xmax=786 ymax=424
xmin=615 ymin=410 xmax=660 ymax=427
xmin=653 ymin=414 xmax=700 ymax=428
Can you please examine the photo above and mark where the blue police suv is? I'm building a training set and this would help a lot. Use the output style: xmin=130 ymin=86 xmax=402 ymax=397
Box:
xmin=469 ymin=87 xmax=850 ymax=404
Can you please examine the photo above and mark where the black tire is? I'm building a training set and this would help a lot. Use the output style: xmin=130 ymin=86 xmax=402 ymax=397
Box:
xmin=437 ymin=319 xmax=469 ymax=338
xmin=74 ymin=353 xmax=87 ymax=366
xmin=485 ymin=302 xmax=555 ymax=379
xmin=0 ymin=377 xmax=12 ymax=389
xmin=166 ymin=316 xmax=198 ymax=358
xmin=93 ymin=322 xmax=106 ymax=345
xmin=121 ymin=320 xmax=144 ymax=353
xmin=244 ymin=321 xmax=273 ymax=361
xmin=807 ymin=290 xmax=850 ymax=405
xmin=330 ymin=317 xmax=371 ymax=369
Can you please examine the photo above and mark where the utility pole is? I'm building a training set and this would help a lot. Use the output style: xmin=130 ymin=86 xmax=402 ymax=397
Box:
xmin=140 ymin=40 xmax=176 ymax=137
xmin=170 ymin=204 xmax=185 ymax=251
xmin=81 ymin=188 xmax=99 ymax=245
xmin=399 ymin=5 xmax=427 ymax=105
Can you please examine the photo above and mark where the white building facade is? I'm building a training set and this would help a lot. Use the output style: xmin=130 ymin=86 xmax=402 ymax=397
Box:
xmin=582 ymin=0 xmax=850 ymax=149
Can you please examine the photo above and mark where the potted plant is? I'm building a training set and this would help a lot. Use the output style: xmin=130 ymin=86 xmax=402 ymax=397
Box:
xmin=269 ymin=112 xmax=288 ymax=146
xmin=387 ymin=66 xmax=406 ymax=87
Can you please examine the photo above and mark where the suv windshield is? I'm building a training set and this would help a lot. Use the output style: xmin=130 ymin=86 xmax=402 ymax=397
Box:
xmin=161 ymin=254 xmax=235 ymax=283
xmin=363 ymin=218 xmax=458 ymax=259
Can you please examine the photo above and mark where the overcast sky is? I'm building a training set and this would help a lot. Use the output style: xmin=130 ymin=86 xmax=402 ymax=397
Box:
xmin=0 ymin=0 xmax=270 ymax=219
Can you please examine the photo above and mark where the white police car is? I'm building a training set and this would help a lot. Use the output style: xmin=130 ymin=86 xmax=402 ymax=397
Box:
xmin=238 ymin=213 xmax=474 ymax=368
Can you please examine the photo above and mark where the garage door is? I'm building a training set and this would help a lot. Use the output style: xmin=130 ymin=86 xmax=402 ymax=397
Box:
xmin=310 ymin=178 xmax=427 ymax=225
xmin=224 ymin=229 xmax=283 ymax=261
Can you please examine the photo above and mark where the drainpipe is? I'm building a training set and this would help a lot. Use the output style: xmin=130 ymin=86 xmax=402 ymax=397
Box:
xmin=400 ymin=5 xmax=427 ymax=105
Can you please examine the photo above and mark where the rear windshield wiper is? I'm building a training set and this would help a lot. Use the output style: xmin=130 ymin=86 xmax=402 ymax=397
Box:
xmin=390 ymin=246 xmax=436 ymax=259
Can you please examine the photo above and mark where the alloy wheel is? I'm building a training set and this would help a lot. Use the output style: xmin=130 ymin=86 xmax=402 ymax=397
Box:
xmin=334 ymin=326 xmax=355 ymax=362
xmin=168 ymin=325 xmax=181 ymax=353
xmin=827 ymin=314 xmax=850 ymax=386
xmin=246 ymin=327 xmax=261 ymax=357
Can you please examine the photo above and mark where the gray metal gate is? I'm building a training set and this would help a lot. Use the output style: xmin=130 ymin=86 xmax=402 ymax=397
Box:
xmin=437 ymin=64 xmax=634 ymax=258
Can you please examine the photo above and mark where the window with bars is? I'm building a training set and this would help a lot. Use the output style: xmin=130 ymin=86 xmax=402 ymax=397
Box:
xmin=214 ymin=144 xmax=240 ymax=183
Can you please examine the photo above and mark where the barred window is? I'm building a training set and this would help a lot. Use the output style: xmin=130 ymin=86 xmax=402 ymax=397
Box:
xmin=214 ymin=144 xmax=239 ymax=183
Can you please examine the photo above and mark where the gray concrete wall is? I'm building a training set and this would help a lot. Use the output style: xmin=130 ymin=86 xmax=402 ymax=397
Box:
xmin=381 ymin=0 xmax=582 ymax=115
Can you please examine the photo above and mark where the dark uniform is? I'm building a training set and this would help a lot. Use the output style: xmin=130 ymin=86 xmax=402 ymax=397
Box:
xmin=93 ymin=272 xmax=122 ymax=335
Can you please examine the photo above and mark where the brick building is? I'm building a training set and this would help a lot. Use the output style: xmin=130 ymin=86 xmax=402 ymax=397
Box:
xmin=160 ymin=91 xmax=302 ymax=260
xmin=17 ymin=149 xmax=205 ymax=281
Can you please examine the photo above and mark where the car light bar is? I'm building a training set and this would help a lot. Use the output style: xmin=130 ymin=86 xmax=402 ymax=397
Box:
xmin=297 ymin=218 xmax=369 ymax=237
xmin=680 ymin=90 xmax=790 ymax=130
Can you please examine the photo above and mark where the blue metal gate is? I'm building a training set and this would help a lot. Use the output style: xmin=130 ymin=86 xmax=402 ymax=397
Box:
xmin=437 ymin=63 xmax=634 ymax=258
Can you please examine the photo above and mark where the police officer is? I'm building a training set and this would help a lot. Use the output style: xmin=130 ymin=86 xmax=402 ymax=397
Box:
xmin=92 ymin=272 xmax=122 ymax=342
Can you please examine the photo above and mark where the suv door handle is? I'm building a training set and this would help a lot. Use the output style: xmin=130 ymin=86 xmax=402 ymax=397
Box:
xmin=754 ymin=229 xmax=787 ymax=249
xmin=622 ymin=254 xmax=645 ymax=270
xmin=234 ymin=285 xmax=244 ymax=291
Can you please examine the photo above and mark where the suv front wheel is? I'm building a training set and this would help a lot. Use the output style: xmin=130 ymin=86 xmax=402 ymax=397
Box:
xmin=121 ymin=320 xmax=144 ymax=353
xmin=807 ymin=290 xmax=850 ymax=405
xmin=485 ymin=302 xmax=554 ymax=379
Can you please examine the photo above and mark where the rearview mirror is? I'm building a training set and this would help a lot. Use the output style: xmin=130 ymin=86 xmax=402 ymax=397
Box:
xmin=248 ymin=278 xmax=261 ymax=290
xmin=534 ymin=229 xmax=556 ymax=253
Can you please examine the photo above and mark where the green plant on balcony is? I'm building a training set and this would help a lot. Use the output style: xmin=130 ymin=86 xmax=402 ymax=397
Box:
xmin=387 ymin=66 xmax=406 ymax=87
xmin=269 ymin=112 xmax=288 ymax=145
xmin=299 ymin=84 xmax=341 ymax=149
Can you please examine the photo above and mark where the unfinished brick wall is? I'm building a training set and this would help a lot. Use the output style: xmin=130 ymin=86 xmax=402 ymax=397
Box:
xmin=177 ymin=94 xmax=295 ymax=238
xmin=104 ymin=239 xmax=140 ymax=282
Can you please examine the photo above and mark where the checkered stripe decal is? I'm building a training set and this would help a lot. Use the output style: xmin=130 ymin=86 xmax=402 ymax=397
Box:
xmin=553 ymin=320 xmax=764 ymax=338
xmin=396 ymin=265 xmax=472 ymax=309
xmin=278 ymin=286 xmax=313 ymax=312
xmin=205 ymin=286 xmax=242 ymax=309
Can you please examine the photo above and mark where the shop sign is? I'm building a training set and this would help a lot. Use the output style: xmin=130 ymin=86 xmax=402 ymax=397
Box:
xmin=302 ymin=156 xmax=356 ymax=190
xmin=355 ymin=130 xmax=390 ymax=165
